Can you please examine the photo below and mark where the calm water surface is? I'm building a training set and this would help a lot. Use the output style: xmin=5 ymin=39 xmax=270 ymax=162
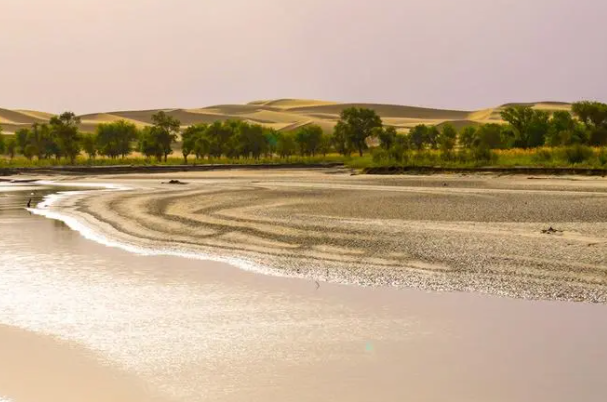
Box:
xmin=1 ymin=184 xmax=607 ymax=402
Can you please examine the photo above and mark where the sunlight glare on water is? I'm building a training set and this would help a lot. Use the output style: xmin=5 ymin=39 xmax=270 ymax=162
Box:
xmin=0 ymin=186 xmax=420 ymax=401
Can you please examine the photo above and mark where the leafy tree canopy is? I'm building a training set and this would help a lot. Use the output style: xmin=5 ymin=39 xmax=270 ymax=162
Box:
xmin=338 ymin=107 xmax=383 ymax=156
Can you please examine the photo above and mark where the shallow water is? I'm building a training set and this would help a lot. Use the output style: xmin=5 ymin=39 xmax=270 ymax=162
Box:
xmin=1 ymin=184 xmax=607 ymax=402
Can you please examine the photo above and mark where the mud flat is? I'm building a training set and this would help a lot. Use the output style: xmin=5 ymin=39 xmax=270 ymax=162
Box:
xmin=34 ymin=169 xmax=607 ymax=303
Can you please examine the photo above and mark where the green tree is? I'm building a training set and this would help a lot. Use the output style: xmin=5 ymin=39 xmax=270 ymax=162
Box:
xmin=474 ymin=124 xmax=504 ymax=149
xmin=81 ymin=134 xmax=98 ymax=160
xmin=391 ymin=134 xmax=410 ymax=162
xmin=50 ymin=112 xmax=81 ymax=164
xmin=205 ymin=121 xmax=235 ymax=158
xmin=332 ymin=121 xmax=351 ymax=156
xmin=138 ymin=127 xmax=162 ymax=161
xmin=5 ymin=137 xmax=17 ymax=159
xmin=28 ymin=123 xmax=55 ymax=160
xmin=263 ymin=128 xmax=280 ymax=157
xmin=20 ymin=125 xmax=40 ymax=159
xmin=562 ymin=123 xmax=590 ymax=146
xmin=409 ymin=124 xmax=428 ymax=150
xmin=527 ymin=110 xmax=551 ymax=147
xmin=194 ymin=136 xmax=210 ymax=160
xmin=150 ymin=111 xmax=181 ymax=162
xmin=181 ymin=124 xmax=207 ymax=163
xmin=23 ymin=144 xmax=37 ymax=160
xmin=96 ymin=120 xmax=138 ymax=159
xmin=438 ymin=124 xmax=457 ymax=153
xmin=500 ymin=106 xmax=550 ymax=148
xmin=337 ymin=107 xmax=383 ymax=156
xmin=572 ymin=101 xmax=607 ymax=127
xmin=499 ymin=125 xmax=517 ymax=149
xmin=277 ymin=133 xmax=297 ymax=159
xmin=319 ymin=133 xmax=332 ymax=156
xmin=376 ymin=126 xmax=397 ymax=150
xmin=0 ymin=126 xmax=4 ymax=154
xmin=500 ymin=106 xmax=534 ymax=147
xmin=571 ymin=101 xmax=607 ymax=146
xmin=237 ymin=122 xmax=267 ymax=159
xmin=459 ymin=126 xmax=477 ymax=149
xmin=546 ymin=111 xmax=580 ymax=146
xmin=15 ymin=128 xmax=30 ymax=154
xmin=426 ymin=126 xmax=440 ymax=150
xmin=295 ymin=124 xmax=323 ymax=156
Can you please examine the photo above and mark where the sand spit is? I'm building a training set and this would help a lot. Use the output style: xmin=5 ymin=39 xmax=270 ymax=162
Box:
xmin=37 ymin=170 xmax=607 ymax=303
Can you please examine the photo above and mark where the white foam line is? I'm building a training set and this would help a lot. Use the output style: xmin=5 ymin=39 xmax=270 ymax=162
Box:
xmin=28 ymin=181 xmax=293 ymax=280
xmin=0 ymin=397 xmax=14 ymax=402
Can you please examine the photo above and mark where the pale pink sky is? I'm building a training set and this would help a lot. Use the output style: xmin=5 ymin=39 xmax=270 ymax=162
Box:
xmin=1 ymin=0 xmax=606 ymax=113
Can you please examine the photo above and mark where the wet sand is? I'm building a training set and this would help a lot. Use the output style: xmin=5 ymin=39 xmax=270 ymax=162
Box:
xmin=35 ymin=169 xmax=607 ymax=303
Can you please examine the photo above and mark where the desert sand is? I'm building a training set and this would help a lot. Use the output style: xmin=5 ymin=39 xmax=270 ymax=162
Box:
xmin=0 ymin=99 xmax=573 ymax=134
xmin=34 ymin=168 xmax=607 ymax=303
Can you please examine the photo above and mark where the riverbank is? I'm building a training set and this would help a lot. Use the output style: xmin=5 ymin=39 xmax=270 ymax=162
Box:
xmin=363 ymin=165 xmax=607 ymax=176
xmin=0 ymin=162 xmax=347 ymax=177
xmin=28 ymin=169 xmax=607 ymax=303
xmin=2 ymin=162 xmax=607 ymax=178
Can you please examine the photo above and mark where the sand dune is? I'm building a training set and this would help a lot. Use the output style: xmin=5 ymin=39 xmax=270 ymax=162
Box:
xmin=0 ymin=108 xmax=47 ymax=125
xmin=0 ymin=99 xmax=573 ymax=134
xmin=13 ymin=110 xmax=55 ymax=121
xmin=248 ymin=99 xmax=339 ymax=109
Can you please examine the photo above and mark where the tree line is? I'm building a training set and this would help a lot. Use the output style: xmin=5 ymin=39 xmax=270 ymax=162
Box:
xmin=1 ymin=101 xmax=606 ymax=164
xmin=376 ymin=101 xmax=607 ymax=153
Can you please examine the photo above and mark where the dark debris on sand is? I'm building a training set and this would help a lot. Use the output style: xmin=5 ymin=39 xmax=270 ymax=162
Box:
xmin=541 ymin=226 xmax=563 ymax=235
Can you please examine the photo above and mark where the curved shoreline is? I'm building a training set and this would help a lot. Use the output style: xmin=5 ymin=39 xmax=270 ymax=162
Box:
xmin=29 ymin=183 xmax=278 ymax=279
xmin=29 ymin=170 xmax=607 ymax=303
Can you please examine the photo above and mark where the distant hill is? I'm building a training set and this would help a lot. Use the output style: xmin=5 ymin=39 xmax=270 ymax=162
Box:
xmin=0 ymin=99 xmax=573 ymax=135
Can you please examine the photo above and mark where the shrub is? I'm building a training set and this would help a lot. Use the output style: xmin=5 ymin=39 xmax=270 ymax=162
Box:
xmin=532 ymin=148 xmax=554 ymax=163
xmin=472 ymin=146 xmax=496 ymax=163
xmin=411 ymin=150 xmax=439 ymax=165
xmin=559 ymin=145 xmax=594 ymax=164
xmin=456 ymin=149 xmax=473 ymax=163
xmin=598 ymin=148 xmax=607 ymax=166
xmin=371 ymin=148 xmax=390 ymax=164
xmin=440 ymin=150 xmax=455 ymax=161
xmin=389 ymin=146 xmax=408 ymax=164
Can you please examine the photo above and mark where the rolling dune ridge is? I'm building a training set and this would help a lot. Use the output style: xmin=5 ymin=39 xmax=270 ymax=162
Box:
xmin=0 ymin=99 xmax=574 ymax=134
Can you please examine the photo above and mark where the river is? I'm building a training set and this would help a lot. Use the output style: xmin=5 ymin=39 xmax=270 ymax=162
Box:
xmin=1 ymin=182 xmax=606 ymax=402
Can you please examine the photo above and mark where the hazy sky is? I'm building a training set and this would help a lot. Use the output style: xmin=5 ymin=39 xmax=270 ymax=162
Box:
xmin=1 ymin=0 xmax=606 ymax=113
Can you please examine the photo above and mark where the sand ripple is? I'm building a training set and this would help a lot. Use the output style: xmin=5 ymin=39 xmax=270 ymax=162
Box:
xmin=45 ymin=171 xmax=607 ymax=303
